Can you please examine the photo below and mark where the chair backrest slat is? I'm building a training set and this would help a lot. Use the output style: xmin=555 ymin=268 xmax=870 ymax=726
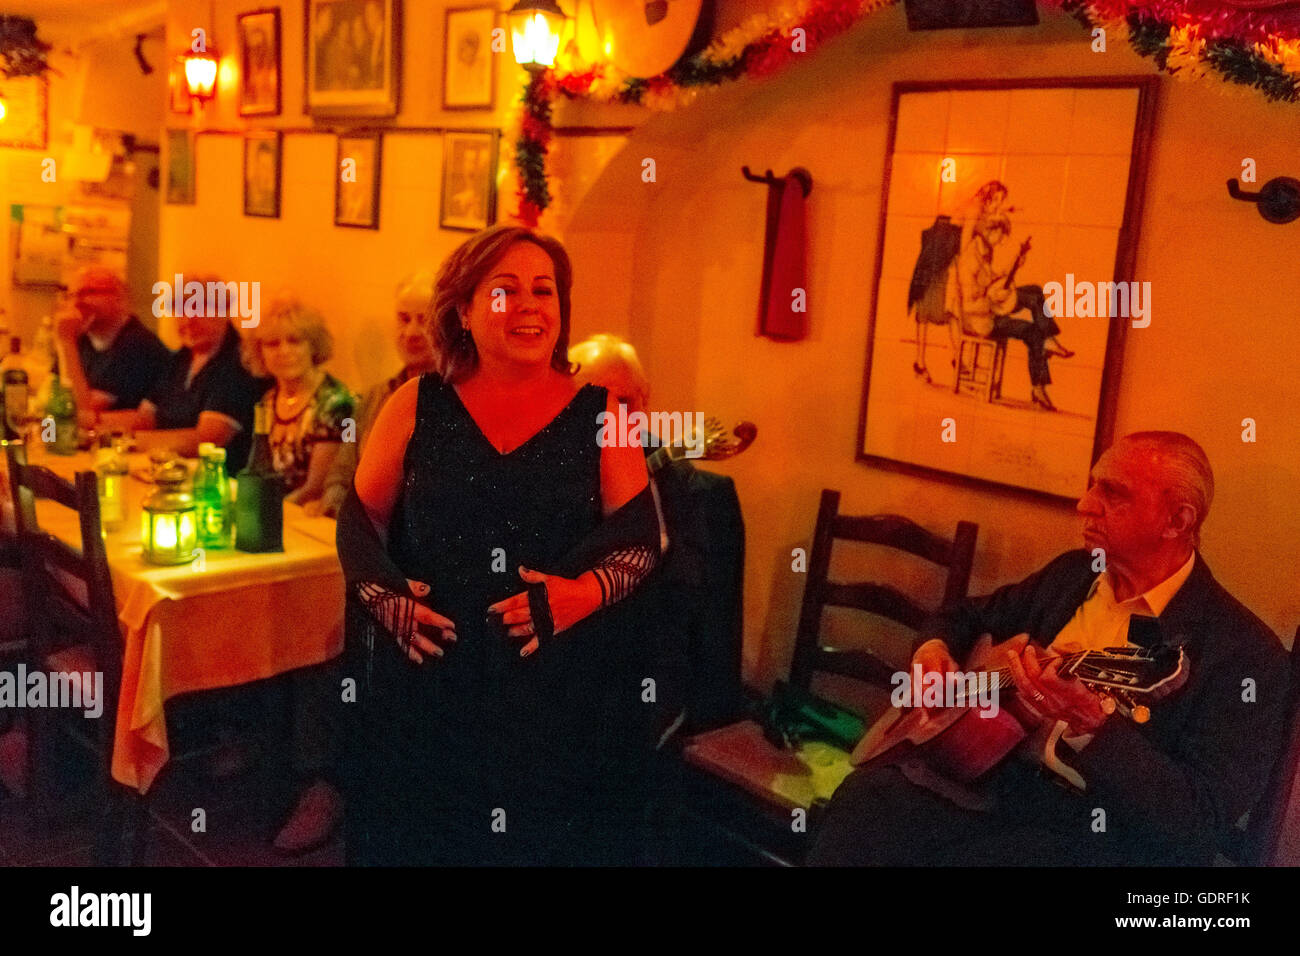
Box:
xmin=1243 ymin=628 xmax=1300 ymax=865
xmin=790 ymin=488 xmax=978 ymax=692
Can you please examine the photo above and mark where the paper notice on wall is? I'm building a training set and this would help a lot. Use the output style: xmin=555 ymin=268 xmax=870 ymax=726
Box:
xmin=10 ymin=204 xmax=66 ymax=287
xmin=62 ymin=203 xmax=131 ymax=282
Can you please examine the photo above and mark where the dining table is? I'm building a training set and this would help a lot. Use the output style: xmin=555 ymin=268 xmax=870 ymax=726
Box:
xmin=24 ymin=443 xmax=344 ymax=795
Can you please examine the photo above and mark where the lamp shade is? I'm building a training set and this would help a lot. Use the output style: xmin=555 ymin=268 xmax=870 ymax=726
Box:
xmin=507 ymin=0 xmax=565 ymax=70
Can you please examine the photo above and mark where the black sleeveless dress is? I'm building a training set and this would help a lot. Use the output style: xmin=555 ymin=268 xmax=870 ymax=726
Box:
xmin=353 ymin=375 xmax=642 ymax=865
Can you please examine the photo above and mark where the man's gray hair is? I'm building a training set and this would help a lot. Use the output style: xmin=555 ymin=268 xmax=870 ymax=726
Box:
xmin=1122 ymin=431 xmax=1215 ymax=544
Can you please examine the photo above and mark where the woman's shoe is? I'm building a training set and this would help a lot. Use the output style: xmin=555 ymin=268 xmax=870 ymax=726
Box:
xmin=1031 ymin=388 xmax=1057 ymax=412
xmin=1045 ymin=339 xmax=1074 ymax=359
xmin=912 ymin=362 xmax=932 ymax=383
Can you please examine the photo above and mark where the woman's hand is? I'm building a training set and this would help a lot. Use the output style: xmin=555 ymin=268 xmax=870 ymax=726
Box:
xmin=486 ymin=566 xmax=602 ymax=658
xmin=357 ymin=578 xmax=457 ymax=664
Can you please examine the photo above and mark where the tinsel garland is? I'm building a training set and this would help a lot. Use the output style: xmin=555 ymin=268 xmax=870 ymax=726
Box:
xmin=510 ymin=0 xmax=1300 ymax=224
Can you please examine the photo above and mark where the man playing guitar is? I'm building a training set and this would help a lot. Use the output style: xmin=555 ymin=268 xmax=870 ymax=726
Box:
xmin=810 ymin=432 xmax=1290 ymax=866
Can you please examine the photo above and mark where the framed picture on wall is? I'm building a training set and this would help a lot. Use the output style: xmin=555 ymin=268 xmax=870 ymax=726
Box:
xmin=168 ymin=61 xmax=192 ymax=114
xmin=443 ymin=6 xmax=496 ymax=110
xmin=304 ymin=0 xmax=401 ymax=117
xmin=440 ymin=129 xmax=498 ymax=232
xmin=238 ymin=8 xmax=282 ymax=116
xmin=0 ymin=75 xmax=48 ymax=148
xmin=857 ymin=77 xmax=1158 ymax=502
xmin=903 ymin=0 xmax=1039 ymax=30
xmin=165 ymin=130 xmax=196 ymax=205
xmin=244 ymin=131 xmax=282 ymax=218
xmin=335 ymin=132 xmax=382 ymax=229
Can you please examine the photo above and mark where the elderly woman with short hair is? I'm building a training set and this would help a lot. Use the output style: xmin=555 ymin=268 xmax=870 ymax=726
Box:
xmin=243 ymin=299 xmax=356 ymax=506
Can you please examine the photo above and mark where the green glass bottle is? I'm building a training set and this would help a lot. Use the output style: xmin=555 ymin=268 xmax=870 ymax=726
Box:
xmin=234 ymin=405 xmax=284 ymax=553
xmin=45 ymin=374 xmax=78 ymax=456
xmin=194 ymin=443 xmax=232 ymax=549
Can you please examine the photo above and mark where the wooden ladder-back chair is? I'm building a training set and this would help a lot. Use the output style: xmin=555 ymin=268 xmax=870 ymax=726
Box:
xmin=789 ymin=489 xmax=978 ymax=693
xmin=4 ymin=443 xmax=133 ymax=861
xmin=677 ymin=489 xmax=979 ymax=865
xmin=1235 ymin=625 xmax=1300 ymax=865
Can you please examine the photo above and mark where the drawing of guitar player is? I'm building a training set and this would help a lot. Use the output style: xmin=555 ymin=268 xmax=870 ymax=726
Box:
xmin=950 ymin=184 xmax=1074 ymax=411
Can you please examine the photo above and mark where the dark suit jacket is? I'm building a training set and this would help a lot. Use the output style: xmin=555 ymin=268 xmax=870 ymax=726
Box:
xmin=925 ymin=549 xmax=1289 ymax=864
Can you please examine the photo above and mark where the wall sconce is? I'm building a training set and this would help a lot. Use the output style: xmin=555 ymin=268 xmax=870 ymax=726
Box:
xmin=183 ymin=50 xmax=218 ymax=102
xmin=507 ymin=0 xmax=566 ymax=71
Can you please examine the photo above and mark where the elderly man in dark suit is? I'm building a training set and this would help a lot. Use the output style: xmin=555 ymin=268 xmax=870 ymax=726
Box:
xmin=810 ymin=431 xmax=1289 ymax=866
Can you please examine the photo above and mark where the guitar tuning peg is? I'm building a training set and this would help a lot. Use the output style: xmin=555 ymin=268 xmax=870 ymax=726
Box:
xmin=1131 ymin=704 xmax=1151 ymax=724
xmin=1099 ymin=695 xmax=1117 ymax=715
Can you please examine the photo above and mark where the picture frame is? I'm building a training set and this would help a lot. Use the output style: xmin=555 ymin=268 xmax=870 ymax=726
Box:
xmin=335 ymin=131 xmax=382 ymax=229
xmin=168 ymin=61 xmax=192 ymax=114
xmin=304 ymin=0 xmax=401 ymax=117
xmin=238 ymin=8 xmax=282 ymax=117
xmin=165 ymin=129 xmax=196 ymax=205
xmin=442 ymin=5 xmax=496 ymax=110
xmin=0 ymin=75 xmax=49 ymax=149
xmin=439 ymin=129 xmax=498 ymax=232
xmin=243 ymin=131 xmax=283 ymax=218
xmin=857 ymin=77 xmax=1158 ymax=502
xmin=903 ymin=0 xmax=1039 ymax=30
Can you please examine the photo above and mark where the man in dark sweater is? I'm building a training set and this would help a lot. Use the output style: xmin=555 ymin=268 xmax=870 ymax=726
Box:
xmin=810 ymin=431 xmax=1289 ymax=866
xmin=54 ymin=267 xmax=171 ymax=412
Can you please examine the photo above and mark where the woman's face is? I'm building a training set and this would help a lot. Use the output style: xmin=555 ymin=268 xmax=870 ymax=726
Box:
xmin=258 ymin=319 xmax=317 ymax=383
xmin=177 ymin=314 xmax=228 ymax=354
xmin=395 ymin=310 xmax=437 ymax=370
xmin=464 ymin=241 xmax=561 ymax=373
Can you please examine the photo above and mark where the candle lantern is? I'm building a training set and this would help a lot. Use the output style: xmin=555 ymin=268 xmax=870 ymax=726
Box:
xmin=141 ymin=461 xmax=198 ymax=565
xmin=507 ymin=0 xmax=565 ymax=71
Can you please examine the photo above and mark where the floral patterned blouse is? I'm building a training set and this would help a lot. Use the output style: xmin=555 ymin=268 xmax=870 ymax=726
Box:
xmin=257 ymin=372 xmax=356 ymax=492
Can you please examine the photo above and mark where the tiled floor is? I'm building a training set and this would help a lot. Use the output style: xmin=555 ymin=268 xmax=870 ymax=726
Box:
xmin=0 ymin=727 xmax=343 ymax=868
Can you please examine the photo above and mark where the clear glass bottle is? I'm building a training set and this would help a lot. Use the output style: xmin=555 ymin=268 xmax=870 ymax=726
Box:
xmin=95 ymin=432 xmax=128 ymax=530
xmin=45 ymin=374 xmax=78 ymax=455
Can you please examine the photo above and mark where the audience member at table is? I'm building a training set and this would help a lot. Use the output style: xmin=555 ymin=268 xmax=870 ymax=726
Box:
xmin=307 ymin=271 xmax=439 ymax=518
xmin=53 ymin=266 xmax=172 ymax=414
xmin=242 ymin=299 xmax=356 ymax=507
xmin=96 ymin=276 xmax=269 ymax=471
xmin=338 ymin=225 xmax=665 ymax=865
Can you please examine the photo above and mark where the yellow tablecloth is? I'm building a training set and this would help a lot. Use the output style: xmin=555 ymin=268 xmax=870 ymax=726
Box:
xmin=29 ymin=448 xmax=343 ymax=794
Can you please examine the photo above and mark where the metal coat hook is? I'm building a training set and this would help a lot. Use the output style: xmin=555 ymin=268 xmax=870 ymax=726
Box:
xmin=1227 ymin=176 xmax=1300 ymax=224
xmin=743 ymin=165 xmax=813 ymax=198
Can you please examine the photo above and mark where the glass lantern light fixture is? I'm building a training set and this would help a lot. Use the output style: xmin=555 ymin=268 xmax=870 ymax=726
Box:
xmin=183 ymin=50 xmax=218 ymax=101
xmin=507 ymin=0 xmax=566 ymax=71
xmin=141 ymin=462 xmax=198 ymax=566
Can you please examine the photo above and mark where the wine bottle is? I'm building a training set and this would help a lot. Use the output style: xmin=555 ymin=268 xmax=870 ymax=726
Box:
xmin=45 ymin=373 xmax=78 ymax=455
xmin=1 ymin=337 xmax=28 ymax=443
xmin=234 ymin=404 xmax=284 ymax=552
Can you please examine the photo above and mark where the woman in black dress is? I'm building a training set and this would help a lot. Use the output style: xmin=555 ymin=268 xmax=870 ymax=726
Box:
xmin=338 ymin=226 xmax=663 ymax=865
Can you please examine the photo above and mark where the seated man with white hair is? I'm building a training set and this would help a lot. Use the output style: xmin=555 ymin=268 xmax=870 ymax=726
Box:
xmin=309 ymin=271 xmax=441 ymax=518
xmin=810 ymin=431 xmax=1289 ymax=866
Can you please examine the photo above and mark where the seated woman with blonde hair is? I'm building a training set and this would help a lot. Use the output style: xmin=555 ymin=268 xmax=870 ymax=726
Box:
xmin=242 ymin=299 xmax=356 ymax=506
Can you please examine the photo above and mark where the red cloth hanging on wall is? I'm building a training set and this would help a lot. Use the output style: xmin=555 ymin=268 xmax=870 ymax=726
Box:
xmin=756 ymin=173 xmax=808 ymax=342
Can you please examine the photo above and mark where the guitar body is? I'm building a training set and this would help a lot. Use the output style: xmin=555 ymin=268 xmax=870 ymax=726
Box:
xmin=848 ymin=633 xmax=1190 ymax=804
xmin=850 ymin=635 xmax=1028 ymax=784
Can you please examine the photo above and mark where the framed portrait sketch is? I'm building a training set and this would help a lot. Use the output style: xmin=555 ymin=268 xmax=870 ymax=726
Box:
xmin=244 ymin=131 xmax=282 ymax=218
xmin=165 ymin=130 xmax=196 ymax=205
xmin=440 ymin=129 xmax=498 ymax=232
xmin=239 ymin=8 xmax=282 ymax=116
xmin=443 ymin=6 xmax=496 ymax=110
xmin=335 ymin=132 xmax=382 ymax=229
xmin=903 ymin=0 xmax=1038 ymax=30
xmin=305 ymin=0 xmax=401 ymax=117
xmin=857 ymin=78 xmax=1158 ymax=502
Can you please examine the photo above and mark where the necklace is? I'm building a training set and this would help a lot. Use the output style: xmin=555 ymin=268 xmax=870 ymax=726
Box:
xmin=274 ymin=375 xmax=320 ymax=424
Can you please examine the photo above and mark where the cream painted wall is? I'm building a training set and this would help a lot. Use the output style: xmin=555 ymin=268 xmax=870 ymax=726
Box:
xmin=161 ymin=0 xmax=527 ymax=388
xmin=554 ymin=8 xmax=1300 ymax=686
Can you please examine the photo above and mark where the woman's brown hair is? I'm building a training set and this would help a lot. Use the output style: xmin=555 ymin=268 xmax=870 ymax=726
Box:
xmin=430 ymin=224 xmax=576 ymax=383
